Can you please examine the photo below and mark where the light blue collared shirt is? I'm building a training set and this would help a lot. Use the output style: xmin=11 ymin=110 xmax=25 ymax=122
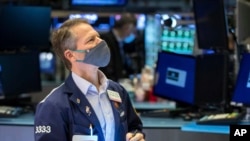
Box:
xmin=72 ymin=71 xmax=115 ymax=141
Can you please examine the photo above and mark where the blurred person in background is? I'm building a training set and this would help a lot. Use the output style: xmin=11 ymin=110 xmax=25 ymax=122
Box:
xmin=100 ymin=13 xmax=145 ymax=81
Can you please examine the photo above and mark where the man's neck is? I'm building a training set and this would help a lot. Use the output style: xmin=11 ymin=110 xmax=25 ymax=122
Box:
xmin=72 ymin=66 xmax=100 ymax=89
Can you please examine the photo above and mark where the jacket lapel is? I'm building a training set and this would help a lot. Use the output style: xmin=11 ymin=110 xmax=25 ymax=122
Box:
xmin=70 ymin=93 xmax=101 ymax=128
xmin=64 ymin=74 xmax=103 ymax=137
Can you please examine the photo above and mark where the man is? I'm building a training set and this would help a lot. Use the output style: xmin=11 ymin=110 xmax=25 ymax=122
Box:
xmin=34 ymin=18 xmax=145 ymax=141
xmin=100 ymin=13 xmax=138 ymax=81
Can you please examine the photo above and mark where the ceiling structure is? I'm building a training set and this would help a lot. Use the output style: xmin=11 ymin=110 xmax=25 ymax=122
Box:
xmin=0 ymin=0 xmax=236 ymax=17
xmin=0 ymin=0 xmax=193 ymax=12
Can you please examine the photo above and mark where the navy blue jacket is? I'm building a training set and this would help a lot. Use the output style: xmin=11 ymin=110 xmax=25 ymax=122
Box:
xmin=34 ymin=73 xmax=143 ymax=141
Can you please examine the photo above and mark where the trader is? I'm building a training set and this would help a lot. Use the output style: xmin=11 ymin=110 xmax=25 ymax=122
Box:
xmin=34 ymin=18 xmax=145 ymax=141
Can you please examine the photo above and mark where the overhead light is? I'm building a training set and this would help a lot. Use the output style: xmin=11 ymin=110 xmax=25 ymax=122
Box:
xmin=161 ymin=14 xmax=177 ymax=29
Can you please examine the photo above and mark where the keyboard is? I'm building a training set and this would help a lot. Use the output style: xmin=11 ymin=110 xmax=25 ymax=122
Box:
xmin=0 ymin=105 xmax=23 ymax=118
xmin=197 ymin=112 xmax=245 ymax=125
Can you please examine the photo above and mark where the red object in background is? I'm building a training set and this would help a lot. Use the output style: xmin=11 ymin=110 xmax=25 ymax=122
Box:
xmin=148 ymin=88 xmax=157 ymax=102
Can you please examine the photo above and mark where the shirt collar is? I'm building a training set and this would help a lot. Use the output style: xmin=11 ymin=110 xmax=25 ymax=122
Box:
xmin=72 ymin=71 xmax=109 ymax=95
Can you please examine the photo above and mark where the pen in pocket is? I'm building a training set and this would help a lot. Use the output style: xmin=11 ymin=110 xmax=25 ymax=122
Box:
xmin=89 ymin=124 xmax=93 ymax=136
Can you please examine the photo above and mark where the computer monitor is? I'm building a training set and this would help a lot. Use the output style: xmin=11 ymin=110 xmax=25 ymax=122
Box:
xmin=192 ymin=0 xmax=229 ymax=51
xmin=0 ymin=51 xmax=42 ymax=100
xmin=153 ymin=51 xmax=227 ymax=108
xmin=236 ymin=0 xmax=250 ymax=44
xmin=159 ymin=13 xmax=196 ymax=55
xmin=0 ymin=6 xmax=51 ymax=50
xmin=160 ymin=24 xmax=196 ymax=55
xmin=231 ymin=53 xmax=250 ymax=121
xmin=39 ymin=52 xmax=56 ymax=75
xmin=231 ymin=53 xmax=250 ymax=106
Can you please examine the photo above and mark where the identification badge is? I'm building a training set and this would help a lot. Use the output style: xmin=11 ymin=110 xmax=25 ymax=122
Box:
xmin=72 ymin=135 xmax=98 ymax=141
xmin=107 ymin=90 xmax=122 ymax=103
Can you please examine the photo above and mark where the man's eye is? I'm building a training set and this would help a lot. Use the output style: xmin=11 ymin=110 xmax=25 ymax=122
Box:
xmin=88 ymin=38 xmax=95 ymax=42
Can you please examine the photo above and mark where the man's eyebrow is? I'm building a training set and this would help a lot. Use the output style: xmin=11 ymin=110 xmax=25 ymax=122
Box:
xmin=84 ymin=34 xmax=95 ymax=42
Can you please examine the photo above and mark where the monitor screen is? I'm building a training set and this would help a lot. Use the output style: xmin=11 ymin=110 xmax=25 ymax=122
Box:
xmin=231 ymin=53 xmax=250 ymax=106
xmin=71 ymin=0 xmax=127 ymax=6
xmin=160 ymin=13 xmax=196 ymax=55
xmin=153 ymin=52 xmax=196 ymax=105
xmin=161 ymin=25 xmax=196 ymax=55
xmin=153 ymin=51 xmax=226 ymax=106
xmin=0 ymin=6 xmax=51 ymax=50
xmin=0 ymin=51 xmax=42 ymax=99
xmin=236 ymin=0 xmax=250 ymax=44
xmin=192 ymin=0 xmax=229 ymax=50
xmin=39 ymin=52 xmax=56 ymax=74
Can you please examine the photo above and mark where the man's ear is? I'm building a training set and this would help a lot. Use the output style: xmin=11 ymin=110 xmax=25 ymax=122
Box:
xmin=64 ymin=50 xmax=74 ymax=61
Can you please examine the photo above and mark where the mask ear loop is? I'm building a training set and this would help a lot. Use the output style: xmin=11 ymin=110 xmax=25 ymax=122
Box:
xmin=69 ymin=49 xmax=90 ymax=62
xmin=70 ymin=49 xmax=90 ymax=53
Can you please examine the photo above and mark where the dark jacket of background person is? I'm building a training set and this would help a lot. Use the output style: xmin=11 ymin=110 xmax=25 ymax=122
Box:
xmin=99 ymin=13 xmax=139 ymax=81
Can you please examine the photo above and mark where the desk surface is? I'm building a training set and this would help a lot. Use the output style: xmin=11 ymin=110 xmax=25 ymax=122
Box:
xmin=132 ymin=101 xmax=176 ymax=110
xmin=181 ymin=122 xmax=229 ymax=134
xmin=0 ymin=102 xmax=175 ymax=126
xmin=141 ymin=116 xmax=190 ymax=128
xmin=0 ymin=113 xmax=34 ymax=126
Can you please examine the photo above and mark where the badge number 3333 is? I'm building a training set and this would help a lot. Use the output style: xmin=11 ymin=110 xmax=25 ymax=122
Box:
xmin=35 ymin=125 xmax=51 ymax=133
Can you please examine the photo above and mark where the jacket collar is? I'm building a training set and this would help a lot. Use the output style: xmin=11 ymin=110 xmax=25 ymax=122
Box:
xmin=64 ymin=73 xmax=103 ymax=137
xmin=64 ymin=74 xmax=123 ymax=140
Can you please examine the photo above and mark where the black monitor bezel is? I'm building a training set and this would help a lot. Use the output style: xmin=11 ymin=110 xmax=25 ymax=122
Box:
xmin=0 ymin=51 xmax=42 ymax=99
xmin=192 ymin=0 xmax=229 ymax=51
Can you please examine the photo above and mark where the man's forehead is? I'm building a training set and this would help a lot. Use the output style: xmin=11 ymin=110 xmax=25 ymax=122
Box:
xmin=70 ymin=23 xmax=91 ymax=33
xmin=71 ymin=23 xmax=99 ymax=39
xmin=70 ymin=23 xmax=97 ymax=37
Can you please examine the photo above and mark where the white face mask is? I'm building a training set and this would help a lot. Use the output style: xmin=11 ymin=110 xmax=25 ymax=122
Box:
xmin=71 ymin=40 xmax=110 ymax=67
